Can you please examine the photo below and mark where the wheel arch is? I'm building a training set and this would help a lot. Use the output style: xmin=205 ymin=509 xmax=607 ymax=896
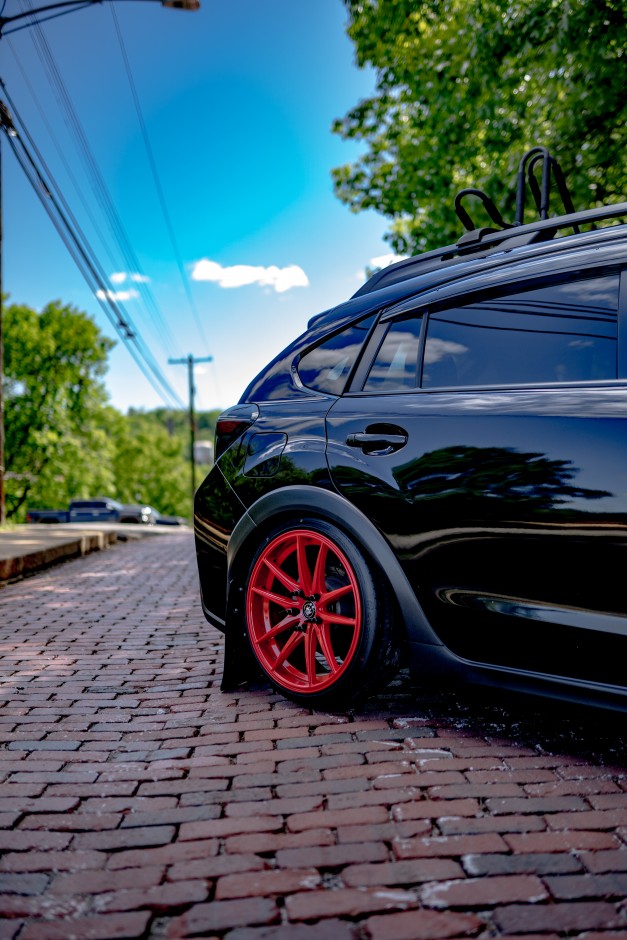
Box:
xmin=223 ymin=485 xmax=442 ymax=671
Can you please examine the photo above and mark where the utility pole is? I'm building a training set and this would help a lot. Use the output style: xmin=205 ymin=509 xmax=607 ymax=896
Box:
xmin=169 ymin=354 xmax=212 ymax=509
xmin=0 ymin=123 xmax=4 ymax=525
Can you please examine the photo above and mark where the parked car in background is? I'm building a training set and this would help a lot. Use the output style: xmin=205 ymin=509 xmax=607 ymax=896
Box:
xmin=194 ymin=147 xmax=627 ymax=712
xmin=27 ymin=498 xmax=159 ymax=525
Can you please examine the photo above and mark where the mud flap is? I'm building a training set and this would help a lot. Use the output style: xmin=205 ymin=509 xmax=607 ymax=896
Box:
xmin=220 ymin=627 xmax=261 ymax=691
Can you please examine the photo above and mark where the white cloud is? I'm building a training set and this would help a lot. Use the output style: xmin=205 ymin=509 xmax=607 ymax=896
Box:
xmin=369 ymin=252 xmax=409 ymax=270
xmin=191 ymin=258 xmax=309 ymax=293
xmin=96 ymin=288 xmax=140 ymax=302
xmin=109 ymin=271 xmax=150 ymax=284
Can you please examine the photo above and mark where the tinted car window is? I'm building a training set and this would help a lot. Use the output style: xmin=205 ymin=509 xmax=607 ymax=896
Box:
xmin=422 ymin=274 xmax=619 ymax=388
xmin=298 ymin=315 xmax=375 ymax=395
xmin=363 ymin=316 xmax=424 ymax=392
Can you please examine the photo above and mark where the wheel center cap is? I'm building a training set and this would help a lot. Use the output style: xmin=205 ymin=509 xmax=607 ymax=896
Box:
xmin=302 ymin=600 xmax=317 ymax=621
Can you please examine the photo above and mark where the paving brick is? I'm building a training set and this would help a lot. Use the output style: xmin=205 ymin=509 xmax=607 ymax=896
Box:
xmin=73 ymin=824 xmax=175 ymax=851
xmin=276 ymin=842 xmax=389 ymax=868
xmin=493 ymin=901 xmax=626 ymax=934
xmin=19 ymin=911 xmax=151 ymax=940
xmin=364 ymin=909 xmax=482 ymax=939
xmin=342 ymin=858 xmax=464 ymax=887
xmin=546 ymin=808 xmax=627 ymax=829
xmin=393 ymin=832 xmax=508 ymax=859
xmin=544 ymin=871 xmax=627 ymax=899
xmin=285 ymin=886 xmax=416 ymax=920
xmin=0 ymin=830 xmax=72 ymax=851
xmin=485 ymin=796 xmax=588 ymax=815
xmin=462 ymin=852 xmax=583 ymax=876
xmin=287 ymin=805 xmax=388 ymax=832
xmin=225 ymin=827 xmax=335 ymax=855
xmin=167 ymin=853 xmax=266 ymax=882
xmin=503 ymin=831 xmax=619 ymax=853
xmin=107 ymin=838 xmax=219 ymax=870
xmin=224 ymin=922 xmax=355 ymax=940
xmin=421 ymin=873 xmax=548 ymax=908
xmin=392 ymin=798 xmax=480 ymax=821
xmin=94 ymin=879 xmax=208 ymax=912
xmin=0 ymin=873 xmax=50 ymax=895
xmin=18 ymin=812 xmax=123 ymax=831
xmin=216 ymin=867 xmax=321 ymax=899
xmin=49 ymin=865 xmax=165 ymax=895
xmin=579 ymin=848 xmax=627 ymax=873
xmin=167 ymin=897 xmax=279 ymax=936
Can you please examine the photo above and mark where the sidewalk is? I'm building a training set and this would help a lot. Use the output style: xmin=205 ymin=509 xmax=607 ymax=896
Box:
xmin=0 ymin=523 xmax=188 ymax=585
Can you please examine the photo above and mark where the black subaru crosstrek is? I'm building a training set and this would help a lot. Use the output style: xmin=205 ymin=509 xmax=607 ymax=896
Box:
xmin=195 ymin=148 xmax=627 ymax=711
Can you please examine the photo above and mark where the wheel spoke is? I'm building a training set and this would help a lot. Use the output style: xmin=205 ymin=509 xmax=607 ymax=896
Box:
xmin=263 ymin=557 xmax=300 ymax=595
xmin=316 ymin=624 xmax=339 ymax=674
xmin=251 ymin=586 xmax=293 ymax=610
xmin=305 ymin=626 xmax=318 ymax=685
xmin=321 ymin=612 xmax=357 ymax=627
xmin=296 ymin=535 xmax=313 ymax=596
xmin=258 ymin=613 xmax=301 ymax=644
xmin=273 ymin=630 xmax=304 ymax=669
xmin=311 ymin=543 xmax=328 ymax=596
xmin=321 ymin=583 xmax=353 ymax=606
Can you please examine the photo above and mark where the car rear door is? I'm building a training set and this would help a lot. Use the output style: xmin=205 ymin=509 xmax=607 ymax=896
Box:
xmin=325 ymin=265 xmax=627 ymax=689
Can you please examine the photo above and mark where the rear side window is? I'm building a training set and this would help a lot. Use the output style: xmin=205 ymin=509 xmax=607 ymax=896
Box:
xmin=298 ymin=315 xmax=375 ymax=395
xmin=421 ymin=274 xmax=619 ymax=388
xmin=363 ymin=316 xmax=424 ymax=391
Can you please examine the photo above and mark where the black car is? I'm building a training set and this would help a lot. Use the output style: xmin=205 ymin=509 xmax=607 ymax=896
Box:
xmin=195 ymin=148 xmax=627 ymax=711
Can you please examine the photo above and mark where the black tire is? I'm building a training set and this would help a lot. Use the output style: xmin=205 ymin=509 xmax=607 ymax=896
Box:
xmin=244 ymin=517 xmax=401 ymax=708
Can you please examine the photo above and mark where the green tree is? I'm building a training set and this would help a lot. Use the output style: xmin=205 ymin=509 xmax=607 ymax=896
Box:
xmin=4 ymin=300 xmax=116 ymax=519
xmin=333 ymin=0 xmax=627 ymax=255
xmin=111 ymin=409 xmax=191 ymax=519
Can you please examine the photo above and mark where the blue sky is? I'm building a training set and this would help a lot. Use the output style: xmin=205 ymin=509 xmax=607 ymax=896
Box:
xmin=2 ymin=0 xmax=398 ymax=413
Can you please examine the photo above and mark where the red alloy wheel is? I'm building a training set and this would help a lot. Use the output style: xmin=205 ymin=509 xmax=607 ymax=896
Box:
xmin=246 ymin=528 xmax=363 ymax=694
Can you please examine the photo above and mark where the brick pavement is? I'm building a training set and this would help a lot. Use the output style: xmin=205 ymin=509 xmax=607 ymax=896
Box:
xmin=1 ymin=531 xmax=627 ymax=939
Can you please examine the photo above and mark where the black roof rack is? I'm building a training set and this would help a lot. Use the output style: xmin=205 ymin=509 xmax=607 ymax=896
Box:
xmin=455 ymin=146 xmax=579 ymax=246
xmin=354 ymin=147 xmax=627 ymax=298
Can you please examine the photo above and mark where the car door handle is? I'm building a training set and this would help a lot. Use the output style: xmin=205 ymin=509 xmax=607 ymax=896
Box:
xmin=346 ymin=429 xmax=408 ymax=455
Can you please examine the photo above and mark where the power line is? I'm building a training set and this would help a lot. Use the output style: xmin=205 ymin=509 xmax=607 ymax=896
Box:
xmin=17 ymin=0 xmax=182 ymax=356
xmin=8 ymin=37 xmax=123 ymax=276
xmin=1 ymin=92 xmax=185 ymax=407
xmin=110 ymin=4 xmax=210 ymax=352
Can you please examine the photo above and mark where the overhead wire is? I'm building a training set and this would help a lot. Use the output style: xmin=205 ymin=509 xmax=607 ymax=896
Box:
xmin=17 ymin=0 xmax=183 ymax=359
xmin=1 ymin=86 xmax=185 ymax=408
xmin=7 ymin=37 xmax=121 ymax=275
xmin=110 ymin=4 xmax=211 ymax=354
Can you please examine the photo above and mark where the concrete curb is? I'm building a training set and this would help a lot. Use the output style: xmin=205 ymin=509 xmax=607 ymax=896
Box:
xmin=0 ymin=523 xmax=189 ymax=585
xmin=0 ymin=529 xmax=118 ymax=583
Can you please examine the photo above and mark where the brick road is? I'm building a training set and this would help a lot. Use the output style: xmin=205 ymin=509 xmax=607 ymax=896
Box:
xmin=1 ymin=531 xmax=627 ymax=939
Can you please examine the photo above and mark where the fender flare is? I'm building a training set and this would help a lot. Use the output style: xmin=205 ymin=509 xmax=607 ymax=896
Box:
xmin=226 ymin=484 xmax=442 ymax=648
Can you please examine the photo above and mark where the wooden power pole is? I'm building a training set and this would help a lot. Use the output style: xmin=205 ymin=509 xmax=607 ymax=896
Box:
xmin=168 ymin=354 xmax=213 ymax=509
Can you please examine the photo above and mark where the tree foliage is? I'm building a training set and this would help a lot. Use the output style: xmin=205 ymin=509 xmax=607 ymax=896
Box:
xmin=4 ymin=300 xmax=219 ymax=522
xmin=4 ymin=300 xmax=116 ymax=518
xmin=333 ymin=0 xmax=627 ymax=254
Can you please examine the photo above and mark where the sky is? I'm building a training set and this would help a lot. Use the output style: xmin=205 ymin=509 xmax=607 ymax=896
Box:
xmin=1 ymin=0 xmax=399 ymax=414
